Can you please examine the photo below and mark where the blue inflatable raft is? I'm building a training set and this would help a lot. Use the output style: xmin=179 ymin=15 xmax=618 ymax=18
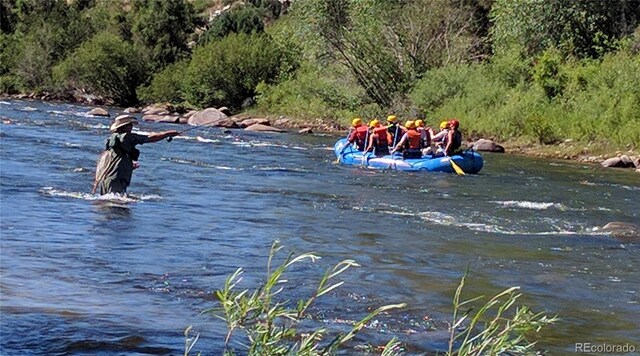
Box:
xmin=334 ymin=139 xmax=483 ymax=174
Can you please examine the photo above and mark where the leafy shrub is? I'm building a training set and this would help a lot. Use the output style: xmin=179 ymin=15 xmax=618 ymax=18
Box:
xmin=0 ymin=33 xmax=18 ymax=77
xmin=488 ymin=45 xmax=532 ymax=88
xmin=82 ymin=1 xmax=134 ymax=41
xmin=490 ymin=0 xmax=640 ymax=59
xmin=53 ymin=32 xmax=148 ymax=105
xmin=410 ymin=65 xmax=480 ymax=111
xmin=137 ymin=60 xmax=189 ymax=104
xmin=532 ymin=47 xmax=566 ymax=98
xmin=410 ymin=64 xmax=513 ymax=136
xmin=559 ymin=50 xmax=640 ymax=146
xmin=264 ymin=14 xmax=303 ymax=82
xmin=408 ymin=45 xmax=640 ymax=148
xmin=248 ymin=0 xmax=283 ymax=19
xmin=255 ymin=62 xmax=379 ymax=124
xmin=199 ymin=5 xmax=265 ymax=43
xmin=191 ymin=0 xmax=220 ymax=13
xmin=525 ymin=115 xmax=560 ymax=145
xmin=0 ymin=75 xmax=19 ymax=94
xmin=182 ymin=33 xmax=283 ymax=110
xmin=10 ymin=23 xmax=67 ymax=91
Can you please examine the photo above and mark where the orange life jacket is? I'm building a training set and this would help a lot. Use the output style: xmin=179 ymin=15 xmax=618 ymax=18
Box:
xmin=373 ymin=127 xmax=389 ymax=147
xmin=355 ymin=125 xmax=368 ymax=142
xmin=348 ymin=125 xmax=369 ymax=150
xmin=405 ymin=129 xmax=422 ymax=150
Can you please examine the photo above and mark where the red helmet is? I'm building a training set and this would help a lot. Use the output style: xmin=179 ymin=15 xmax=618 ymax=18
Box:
xmin=449 ymin=119 xmax=460 ymax=129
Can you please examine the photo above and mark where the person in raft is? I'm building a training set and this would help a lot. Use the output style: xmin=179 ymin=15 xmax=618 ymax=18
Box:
xmin=415 ymin=119 xmax=432 ymax=150
xmin=364 ymin=119 xmax=391 ymax=156
xmin=444 ymin=119 xmax=463 ymax=156
xmin=93 ymin=115 xmax=179 ymax=195
xmin=391 ymin=120 xmax=424 ymax=159
xmin=386 ymin=115 xmax=405 ymax=148
xmin=428 ymin=120 xmax=450 ymax=156
xmin=346 ymin=117 xmax=369 ymax=151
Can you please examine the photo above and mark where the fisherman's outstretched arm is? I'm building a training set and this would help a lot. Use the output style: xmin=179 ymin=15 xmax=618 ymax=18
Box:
xmin=146 ymin=130 xmax=179 ymax=142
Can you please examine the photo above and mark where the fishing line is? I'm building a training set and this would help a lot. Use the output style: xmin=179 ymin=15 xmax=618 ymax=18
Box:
xmin=144 ymin=121 xmax=221 ymax=178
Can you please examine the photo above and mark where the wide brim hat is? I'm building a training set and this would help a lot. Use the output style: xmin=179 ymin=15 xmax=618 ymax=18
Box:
xmin=110 ymin=115 xmax=138 ymax=132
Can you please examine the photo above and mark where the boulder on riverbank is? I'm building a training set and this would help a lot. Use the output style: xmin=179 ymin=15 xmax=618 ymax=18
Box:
xmin=87 ymin=108 xmax=109 ymax=117
xmin=469 ymin=139 xmax=505 ymax=153
xmin=142 ymin=114 xmax=180 ymax=123
xmin=188 ymin=108 xmax=228 ymax=126
xmin=239 ymin=118 xmax=270 ymax=128
xmin=601 ymin=155 xmax=638 ymax=169
xmin=598 ymin=221 xmax=640 ymax=240
xmin=142 ymin=106 xmax=170 ymax=116
xmin=245 ymin=123 xmax=285 ymax=132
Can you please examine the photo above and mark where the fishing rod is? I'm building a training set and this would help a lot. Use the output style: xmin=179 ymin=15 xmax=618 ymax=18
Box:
xmin=166 ymin=121 xmax=220 ymax=141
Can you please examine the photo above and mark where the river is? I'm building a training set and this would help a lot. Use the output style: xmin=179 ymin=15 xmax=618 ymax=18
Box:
xmin=1 ymin=99 xmax=638 ymax=355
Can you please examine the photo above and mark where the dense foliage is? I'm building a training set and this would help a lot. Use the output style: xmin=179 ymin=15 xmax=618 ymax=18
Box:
xmin=53 ymin=32 xmax=147 ymax=105
xmin=182 ymin=32 xmax=284 ymax=109
xmin=1 ymin=0 xmax=639 ymax=150
xmin=130 ymin=0 xmax=197 ymax=72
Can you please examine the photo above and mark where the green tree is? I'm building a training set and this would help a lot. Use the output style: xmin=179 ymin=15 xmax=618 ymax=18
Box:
xmin=532 ymin=47 xmax=566 ymax=98
xmin=490 ymin=0 xmax=640 ymax=58
xmin=1 ymin=0 xmax=17 ymax=33
xmin=131 ymin=0 xmax=196 ymax=72
xmin=83 ymin=0 xmax=132 ymax=40
xmin=53 ymin=32 xmax=148 ymax=105
xmin=289 ymin=0 xmax=485 ymax=108
xmin=183 ymin=33 xmax=283 ymax=109
xmin=2 ymin=0 xmax=96 ymax=92
xmin=200 ymin=5 xmax=264 ymax=43
xmin=137 ymin=60 xmax=189 ymax=104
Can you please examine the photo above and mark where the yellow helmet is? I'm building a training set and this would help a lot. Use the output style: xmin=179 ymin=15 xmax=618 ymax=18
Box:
xmin=369 ymin=119 xmax=379 ymax=128
xmin=387 ymin=115 xmax=397 ymax=123
xmin=352 ymin=118 xmax=363 ymax=127
xmin=415 ymin=119 xmax=424 ymax=127
xmin=405 ymin=120 xmax=416 ymax=129
xmin=440 ymin=121 xmax=449 ymax=130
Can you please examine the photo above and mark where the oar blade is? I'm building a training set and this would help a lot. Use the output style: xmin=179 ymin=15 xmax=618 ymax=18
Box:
xmin=450 ymin=158 xmax=465 ymax=176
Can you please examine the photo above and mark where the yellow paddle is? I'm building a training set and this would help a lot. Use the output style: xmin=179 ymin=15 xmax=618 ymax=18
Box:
xmin=449 ymin=158 xmax=465 ymax=176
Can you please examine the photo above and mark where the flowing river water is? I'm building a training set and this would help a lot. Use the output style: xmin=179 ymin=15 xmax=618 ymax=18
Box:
xmin=1 ymin=99 xmax=638 ymax=355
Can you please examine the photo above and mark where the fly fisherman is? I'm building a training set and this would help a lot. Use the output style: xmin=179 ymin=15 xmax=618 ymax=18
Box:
xmin=93 ymin=115 xmax=179 ymax=195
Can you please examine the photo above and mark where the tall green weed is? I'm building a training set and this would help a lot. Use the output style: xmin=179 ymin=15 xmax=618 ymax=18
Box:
xmin=447 ymin=269 xmax=557 ymax=355
xmin=186 ymin=241 xmax=405 ymax=355
xmin=185 ymin=243 xmax=556 ymax=355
